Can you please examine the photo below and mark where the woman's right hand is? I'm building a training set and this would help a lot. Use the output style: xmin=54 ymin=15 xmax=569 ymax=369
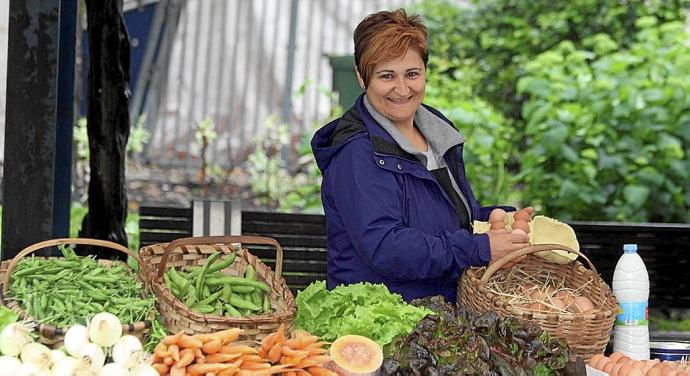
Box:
xmin=487 ymin=229 xmax=529 ymax=269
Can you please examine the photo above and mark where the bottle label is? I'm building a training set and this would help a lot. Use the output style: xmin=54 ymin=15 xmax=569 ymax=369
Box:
xmin=615 ymin=302 xmax=648 ymax=326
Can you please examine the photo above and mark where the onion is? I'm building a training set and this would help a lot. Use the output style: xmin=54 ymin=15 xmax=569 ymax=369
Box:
xmin=88 ymin=313 xmax=122 ymax=347
xmin=0 ymin=355 xmax=22 ymax=374
xmin=79 ymin=343 xmax=105 ymax=372
xmin=17 ymin=362 xmax=49 ymax=375
xmin=130 ymin=363 xmax=159 ymax=376
xmin=111 ymin=335 xmax=143 ymax=367
xmin=64 ymin=325 xmax=90 ymax=357
xmin=51 ymin=349 xmax=67 ymax=363
xmin=98 ymin=363 xmax=129 ymax=376
xmin=21 ymin=342 xmax=53 ymax=370
xmin=51 ymin=356 xmax=79 ymax=376
xmin=0 ymin=322 xmax=34 ymax=356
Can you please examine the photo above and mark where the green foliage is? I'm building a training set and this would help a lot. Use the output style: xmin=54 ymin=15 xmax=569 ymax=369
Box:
xmin=517 ymin=19 xmax=690 ymax=222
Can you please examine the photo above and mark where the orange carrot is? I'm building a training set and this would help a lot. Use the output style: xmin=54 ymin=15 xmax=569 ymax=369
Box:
xmin=307 ymin=347 xmax=329 ymax=356
xmin=280 ymin=347 xmax=309 ymax=358
xmin=155 ymin=343 xmax=172 ymax=358
xmin=202 ymin=339 xmax=223 ymax=354
xmin=221 ymin=345 xmax=257 ymax=355
xmin=257 ymin=347 xmax=267 ymax=358
xmin=205 ymin=352 xmax=243 ymax=363
xmin=212 ymin=328 xmax=243 ymax=344
xmin=169 ymin=344 xmax=180 ymax=362
xmin=163 ymin=356 xmax=174 ymax=366
xmin=307 ymin=367 xmax=338 ymax=376
xmin=187 ymin=363 xmax=234 ymax=374
xmin=274 ymin=324 xmax=286 ymax=345
xmin=240 ymin=362 xmax=271 ymax=370
xmin=163 ymin=330 xmax=186 ymax=345
xmin=284 ymin=336 xmax=318 ymax=350
xmin=268 ymin=343 xmax=282 ymax=363
xmin=260 ymin=332 xmax=277 ymax=351
xmin=176 ymin=348 xmax=195 ymax=368
xmin=178 ymin=335 xmax=204 ymax=349
xmin=295 ymin=370 xmax=311 ymax=376
xmin=152 ymin=363 xmax=169 ymax=375
xmin=240 ymin=355 xmax=265 ymax=363
xmin=169 ymin=365 xmax=186 ymax=376
xmin=293 ymin=355 xmax=331 ymax=369
xmin=235 ymin=364 xmax=292 ymax=375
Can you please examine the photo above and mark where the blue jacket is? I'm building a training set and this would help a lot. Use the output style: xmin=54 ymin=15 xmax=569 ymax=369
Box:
xmin=311 ymin=95 xmax=512 ymax=302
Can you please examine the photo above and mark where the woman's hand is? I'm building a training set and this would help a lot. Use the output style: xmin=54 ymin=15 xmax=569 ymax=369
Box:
xmin=487 ymin=229 xmax=529 ymax=269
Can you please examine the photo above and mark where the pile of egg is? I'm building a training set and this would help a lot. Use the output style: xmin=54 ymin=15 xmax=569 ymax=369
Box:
xmin=589 ymin=353 xmax=689 ymax=376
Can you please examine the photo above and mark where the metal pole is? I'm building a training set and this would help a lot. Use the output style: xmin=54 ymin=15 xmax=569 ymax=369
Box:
xmin=281 ymin=0 xmax=299 ymax=125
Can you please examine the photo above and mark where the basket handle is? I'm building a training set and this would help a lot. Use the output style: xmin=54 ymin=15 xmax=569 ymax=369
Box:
xmin=155 ymin=235 xmax=284 ymax=280
xmin=2 ymin=238 xmax=141 ymax=294
xmin=478 ymin=244 xmax=600 ymax=285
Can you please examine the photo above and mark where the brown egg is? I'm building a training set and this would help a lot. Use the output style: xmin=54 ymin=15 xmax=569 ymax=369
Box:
xmin=550 ymin=297 xmax=566 ymax=311
xmin=490 ymin=220 xmax=506 ymax=231
xmin=604 ymin=361 xmax=617 ymax=374
xmin=573 ymin=296 xmax=595 ymax=313
xmin=668 ymin=371 xmax=680 ymax=376
xmin=676 ymin=371 xmax=689 ymax=376
xmin=514 ymin=209 xmax=531 ymax=222
xmin=595 ymin=356 xmax=610 ymax=371
xmin=665 ymin=361 xmax=679 ymax=370
xmin=489 ymin=208 xmax=506 ymax=223
xmin=609 ymin=352 xmax=625 ymax=362
xmin=618 ymin=362 xmax=635 ymax=375
xmin=628 ymin=368 xmax=645 ymax=376
xmin=646 ymin=368 xmax=663 ymax=376
xmin=512 ymin=220 xmax=530 ymax=233
xmin=589 ymin=354 xmax=605 ymax=368
xmin=616 ymin=355 xmax=631 ymax=364
xmin=528 ymin=301 xmax=547 ymax=312
xmin=610 ymin=362 xmax=624 ymax=376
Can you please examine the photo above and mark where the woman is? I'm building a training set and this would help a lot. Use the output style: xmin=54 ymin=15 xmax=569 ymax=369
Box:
xmin=311 ymin=9 xmax=529 ymax=303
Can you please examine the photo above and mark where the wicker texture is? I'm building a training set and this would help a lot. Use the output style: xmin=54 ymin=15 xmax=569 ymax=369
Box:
xmin=459 ymin=244 xmax=617 ymax=361
xmin=0 ymin=238 xmax=153 ymax=348
xmin=139 ymin=235 xmax=296 ymax=345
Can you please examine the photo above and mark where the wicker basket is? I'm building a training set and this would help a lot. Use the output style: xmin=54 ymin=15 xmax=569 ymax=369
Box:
xmin=0 ymin=238 xmax=154 ymax=348
xmin=139 ymin=235 xmax=296 ymax=345
xmin=459 ymin=244 xmax=617 ymax=361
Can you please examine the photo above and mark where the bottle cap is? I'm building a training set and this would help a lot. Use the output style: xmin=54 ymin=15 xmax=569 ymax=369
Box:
xmin=623 ymin=244 xmax=638 ymax=253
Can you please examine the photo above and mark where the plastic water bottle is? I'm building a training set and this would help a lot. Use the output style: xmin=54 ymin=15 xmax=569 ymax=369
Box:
xmin=612 ymin=243 xmax=650 ymax=360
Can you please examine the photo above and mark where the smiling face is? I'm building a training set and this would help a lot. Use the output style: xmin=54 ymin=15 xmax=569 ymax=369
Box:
xmin=359 ymin=48 xmax=426 ymax=129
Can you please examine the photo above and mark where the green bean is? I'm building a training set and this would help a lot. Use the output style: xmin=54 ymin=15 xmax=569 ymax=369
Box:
xmin=207 ymin=253 xmax=237 ymax=273
xmin=228 ymin=295 xmax=262 ymax=311
xmin=195 ymin=252 xmax=221 ymax=299
xmin=224 ymin=304 xmax=242 ymax=317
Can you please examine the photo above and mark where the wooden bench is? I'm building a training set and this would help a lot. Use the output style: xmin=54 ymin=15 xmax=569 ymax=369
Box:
xmin=138 ymin=204 xmax=690 ymax=309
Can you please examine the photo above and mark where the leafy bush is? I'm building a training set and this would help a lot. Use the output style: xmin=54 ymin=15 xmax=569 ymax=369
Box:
xmin=517 ymin=18 xmax=690 ymax=222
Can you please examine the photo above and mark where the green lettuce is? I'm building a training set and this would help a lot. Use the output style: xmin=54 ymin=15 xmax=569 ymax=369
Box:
xmin=293 ymin=281 xmax=433 ymax=347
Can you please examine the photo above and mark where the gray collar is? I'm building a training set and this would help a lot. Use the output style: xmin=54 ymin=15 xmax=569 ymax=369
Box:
xmin=363 ymin=95 xmax=464 ymax=160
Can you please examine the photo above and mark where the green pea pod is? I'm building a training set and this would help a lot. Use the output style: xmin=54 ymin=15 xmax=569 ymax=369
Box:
xmin=222 ymin=283 xmax=233 ymax=303
xmin=202 ymin=275 xmax=270 ymax=291
xmin=228 ymin=295 xmax=262 ymax=311
xmin=192 ymin=304 xmax=215 ymax=314
xmin=262 ymin=293 xmax=271 ymax=313
xmin=224 ymin=304 xmax=242 ymax=317
xmin=197 ymin=289 xmax=223 ymax=306
xmin=196 ymin=252 xmax=222 ymax=299
xmin=208 ymin=253 xmax=237 ymax=273
xmin=250 ymin=291 xmax=262 ymax=306
xmin=245 ymin=265 xmax=255 ymax=281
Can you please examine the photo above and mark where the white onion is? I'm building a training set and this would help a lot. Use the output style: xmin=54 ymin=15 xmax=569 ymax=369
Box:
xmin=79 ymin=343 xmax=105 ymax=372
xmin=0 ymin=355 xmax=22 ymax=375
xmin=88 ymin=313 xmax=122 ymax=347
xmin=20 ymin=342 xmax=53 ymax=370
xmin=17 ymin=362 xmax=49 ymax=375
xmin=111 ymin=335 xmax=143 ymax=367
xmin=98 ymin=363 xmax=129 ymax=376
xmin=129 ymin=363 xmax=158 ymax=376
xmin=51 ymin=356 xmax=79 ymax=376
xmin=64 ymin=325 xmax=90 ymax=357
xmin=51 ymin=349 xmax=67 ymax=363
xmin=0 ymin=322 xmax=34 ymax=356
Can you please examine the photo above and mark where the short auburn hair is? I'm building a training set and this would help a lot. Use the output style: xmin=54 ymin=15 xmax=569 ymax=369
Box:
xmin=354 ymin=9 xmax=428 ymax=87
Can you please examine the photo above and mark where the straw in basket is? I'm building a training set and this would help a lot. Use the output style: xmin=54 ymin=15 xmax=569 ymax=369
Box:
xmin=459 ymin=244 xmax=618 ymax=362
xmin=0 ymin=238 xmax=154 ymax=348
xmin=139 ymin=235 xmax=296 ymax=345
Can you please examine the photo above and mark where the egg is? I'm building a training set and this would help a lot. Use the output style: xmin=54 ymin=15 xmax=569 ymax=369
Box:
xmin=609 ymin=362 xmax=623 ymax=376
xmin=556 ymin=291 xmax=576 ymax=309
xmin=573 ymin=296 xmax=595 ymax=313
xmin=603 ymin=361 xmax=617 ymax=374
xmin=528 ymin=301 xmax=546 ymax=312
xmin=628 ymin=368 xmax=645 ymax=376
xmin=618 ymin=362 xmax=635 ymax=375
xmin=676 ymin=371 xmax=689 ymax=376
xmin=616 ymin=355 xmax=631 ymax=365
xmin=550 ymin=297 xmax=566 ymax=311
xmin=589 ymin=354 xmax=605 ymax=368
xmin=595 ymin=356 xmax=610 ymax=371
xmin=490 ymin=220 xmax=506 ymax=231
xmin=665 ymin=361 xmax=679 ymax=370
xmin=512 ymin=220 xmax=530 ymax=234
xmin=609 ymin=352 xmax=625 ymax=362
xmin=668 ymin=370 xmax=680 ymax=376
xmin=514 ymin=209 xmax=531 ymax=222
xmin=489 ymin=208 xmax=506 ymax=223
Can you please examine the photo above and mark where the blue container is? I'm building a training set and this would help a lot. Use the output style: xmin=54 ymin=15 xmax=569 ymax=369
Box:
xmin=650 ymin=341 xmax=690 ymax=361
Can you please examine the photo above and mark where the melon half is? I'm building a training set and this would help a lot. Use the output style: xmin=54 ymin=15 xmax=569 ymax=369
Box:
xmin=328 ymin=335 xmax=383 ymax=376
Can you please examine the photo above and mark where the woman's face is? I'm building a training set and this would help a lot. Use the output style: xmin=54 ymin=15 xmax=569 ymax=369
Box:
xmin=363 ymin=48 xmax=426 ymax=128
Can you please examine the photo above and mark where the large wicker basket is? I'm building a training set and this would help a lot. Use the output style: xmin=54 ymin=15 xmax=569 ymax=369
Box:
xmin=0 ymin=238 xmax=154 ymax=348
xmin=459 ymin=244 xmax=617 ymax=362
xmin=139 ymin=235 xmax=296 ymax=345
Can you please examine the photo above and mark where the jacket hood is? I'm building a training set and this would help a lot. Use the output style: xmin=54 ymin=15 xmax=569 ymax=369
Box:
xmin=311 ymin=98 xmax=368 ymax=172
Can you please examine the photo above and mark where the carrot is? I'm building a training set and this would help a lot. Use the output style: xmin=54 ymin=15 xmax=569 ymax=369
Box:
xmin=283 ymin=372 xmax=297 ymax=376
xmin=257 ymin=347 xmax=267 ymax=358
xmin=169 ymin=344 xmax=180 ymax=362
xmin=163 ymin=356 xmax=174 ymax=366
xmin=274 ymin=324 xmax=286 ymax=345
xmin=163 ymin=330 xmax=186 ymax=345
xmin=176 ymin=348 xmax=195 ymax=368
xmin=293 ymin=355 xmax=331 ymax=369
xmin=292 ymin=329 xmax=311 ymax=339
xmin=152 ymin=363 xmax=169 ymax=375
xmin=280 ymin=347 xmax=309 ymax=358
xmin=205 ymin=352 xmax=242 ymax=363
xmin=212 ymin=328 xmax=243 ymax=344
xmin=284 ymin=336 xmax=318 ymax=350
xmin=295 ymin=370 xmax=311 ymax=376
xmin=268 ymin=343 xmax=282 ymax=363
xmin=240 ymin=355 xmax=265 ymax=363
xmin=202 ymin=339 xmax=223 ymax=354
xmin=194 ymin=347 xmax=206 ymax=364
xmin=187 ymin=363 xmax=234 ymax=374
xmin=307 ymin=347 xmax=329 ymax=356
xmin=217 ymin=367 xmax=240 ymax=376
xmin=178 ymin=335 xmax=204 ymax=349
xmin=169 ymin=365 xmax=186 ymax=376
xmin=235 ymin=365 xmax=292 ymax=375
xmin=155 ymin=343 xmax=172 ymax=358
xmin=221 ymin=345 xmax=257 ymax=355
xmin=260 ymin=332 xmax=277 ymax=351
xmin=240 ymin=362 xmax=271 ymax=370
xmin=307 ymin=367 xmax=338 ymax=376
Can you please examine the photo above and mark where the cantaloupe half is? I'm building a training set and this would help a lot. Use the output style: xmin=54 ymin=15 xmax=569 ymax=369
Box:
xmin=328 ymin=335 xmax=383 ymax=376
